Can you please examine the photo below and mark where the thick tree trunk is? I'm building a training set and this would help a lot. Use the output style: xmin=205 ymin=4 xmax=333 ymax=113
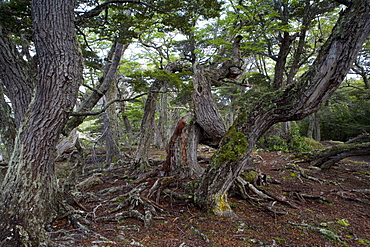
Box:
xmin=195 ymin=0 xmax=370 ymax=217
xmin=192 ymin=64 xmax=226 ymax=147
xmin=299 ymin=142 xmax=370 ymax=169
xmin=0 ymin=0 xmax=82 ymax=246
xmin=162 ymin=117 xmax=204 ymax=179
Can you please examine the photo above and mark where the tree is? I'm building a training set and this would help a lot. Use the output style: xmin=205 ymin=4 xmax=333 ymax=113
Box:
xmin=194 ymin=0 xmax=370 ymax=217
xmin=0 ymin=0 xmax=83 ymax=246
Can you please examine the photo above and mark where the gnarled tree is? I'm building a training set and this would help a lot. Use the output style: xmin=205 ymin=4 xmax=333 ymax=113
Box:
xmin=0 ymin=0 xmax=83 ymax=246
xmin=195 ymin=0 xmax=370 ymax=217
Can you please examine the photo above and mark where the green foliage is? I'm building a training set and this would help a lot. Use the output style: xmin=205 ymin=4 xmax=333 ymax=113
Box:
xmin=258 ymin=122 xmax=314 ymax=153
xmin=0 ymin=0 xmax=32 ymax=37
xmin=318 ymin=81 xmax=370 ymax=141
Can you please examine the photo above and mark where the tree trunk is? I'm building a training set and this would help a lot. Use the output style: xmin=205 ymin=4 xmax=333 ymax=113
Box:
xmin=134 ymin=62 xmax=182 ymax=169
xmin=307 ymin=113 xmax=321 ymax=141
xmin=63 ymin=42 xmax=128 ymax=135
xmin=0 ymin=0 xmax=82 ymax=246
xmin=134 ymin=80 xmax=162 ymax=169
xmin=120 ymin=102 xmax=133 ymax=134
xmin=157 ymin=91 xmax=170 ymax=149
xmin=298 ymin=142 xmax=370 ymax=169
xmin=104 ymin=78 xmax=123 ymax=164
xmin=192 ymin=64 xmax=226 ymax=147
xmin=195 ymin=0 xmax=370 ymax=217
xmin=162 ymin=117 xmax=204 ymax=179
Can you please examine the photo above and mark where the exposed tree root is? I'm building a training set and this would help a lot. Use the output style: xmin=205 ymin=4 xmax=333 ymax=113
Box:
xmin=288 ymin=221 xmax=344 ymax=243
xmin=232 ymin=174 xmax=298 ymax=216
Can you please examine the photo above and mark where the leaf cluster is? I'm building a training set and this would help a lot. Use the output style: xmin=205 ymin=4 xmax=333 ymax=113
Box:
xmin=0 ymin=0 xmax=32 ymax=38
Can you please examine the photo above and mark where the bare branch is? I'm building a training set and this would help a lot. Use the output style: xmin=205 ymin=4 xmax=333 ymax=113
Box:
xmin=69 ymin=93 xmax=147 ymax=117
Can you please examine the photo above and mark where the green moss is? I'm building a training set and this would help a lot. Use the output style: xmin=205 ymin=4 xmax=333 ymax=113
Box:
xmin=304 ymin=137 xmax=324 ymax=149
xmin=357 ymin=238 xmax=370 ymax=245
xmin=290 ymin=172 xmax=298 ymax=177
xmin=240 ymin=170 xmax=259 ymax=183
xmin=211 ymin=126 xmax=248 ymax=165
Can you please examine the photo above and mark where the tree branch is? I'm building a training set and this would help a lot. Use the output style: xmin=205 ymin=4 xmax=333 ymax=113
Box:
xmin=76 ymin=0 xmax=169 ymax=23
xmin=69 ymin=93 xmax=146 ymax=116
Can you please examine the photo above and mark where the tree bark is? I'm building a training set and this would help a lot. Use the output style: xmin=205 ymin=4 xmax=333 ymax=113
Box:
xmin=195 ymin=0 xmax=370 ymax=217
xmin=307 ymin=112 xmax=321 ymax=141
xmin=192 ymin=64 xmax=226 ymax=147
xmin=162 ymin=117 xmax=204 ymax=178
xmin=0 ymin=0 xmax=82 ymax=246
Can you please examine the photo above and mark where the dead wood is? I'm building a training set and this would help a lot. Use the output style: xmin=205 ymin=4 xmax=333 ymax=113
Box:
xmin=161 ymin=116 xmax=188 ymax=174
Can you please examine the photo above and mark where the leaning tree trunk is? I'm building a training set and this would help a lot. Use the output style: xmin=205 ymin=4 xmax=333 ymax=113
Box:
xmin=63 ymin=42 xmax=128 ymax=135
xmin=0 ymin=0 xmax=82 ymax=246
xmin=195 ymin=0 xmax=370 ymax=217
xmin=297 ymin=142 xmax=370 ymax=169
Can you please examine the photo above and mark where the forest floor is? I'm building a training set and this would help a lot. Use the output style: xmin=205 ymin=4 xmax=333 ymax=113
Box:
xmin=53 ymin=144 xmax=370 ymax=247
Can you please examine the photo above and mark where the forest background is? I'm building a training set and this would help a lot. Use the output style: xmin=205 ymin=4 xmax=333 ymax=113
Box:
xmin=0 ymin=0 xmax=369 ymax=246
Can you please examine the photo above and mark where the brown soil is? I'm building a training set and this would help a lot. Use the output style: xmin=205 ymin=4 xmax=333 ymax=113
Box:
xmin=53 ymin=149 xmax=370 ymax=247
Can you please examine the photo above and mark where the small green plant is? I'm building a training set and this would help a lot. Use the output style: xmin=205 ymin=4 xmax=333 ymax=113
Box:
xmin=337 ymin=219 xmax=350 ymax=226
